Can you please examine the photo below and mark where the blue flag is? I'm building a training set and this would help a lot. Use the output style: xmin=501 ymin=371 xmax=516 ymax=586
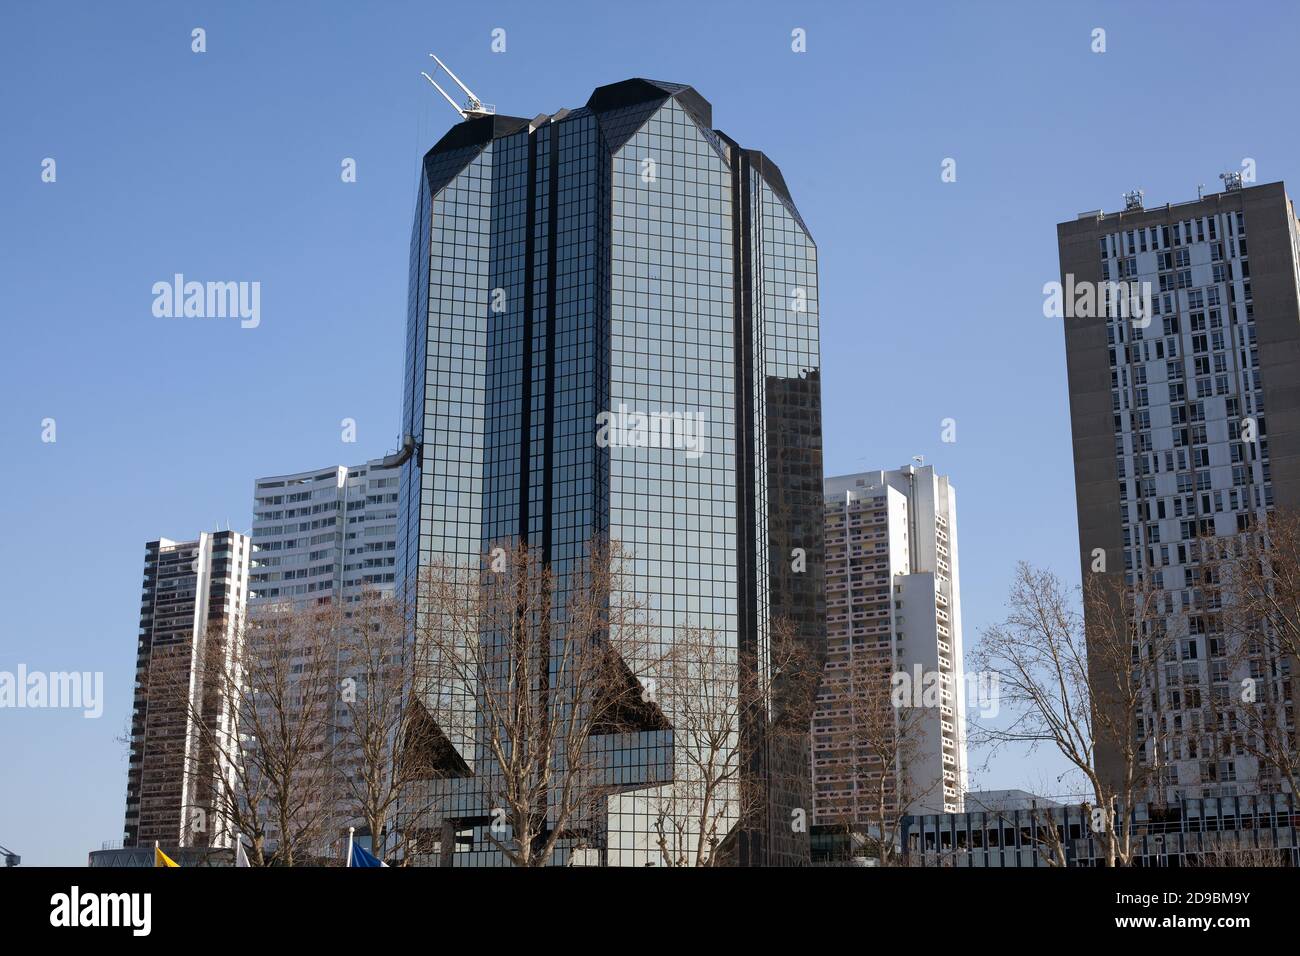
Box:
xmin=349 ymin=842 xmax=388 ymax=868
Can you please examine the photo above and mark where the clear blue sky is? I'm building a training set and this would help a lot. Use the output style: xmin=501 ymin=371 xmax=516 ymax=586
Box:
xmin=3 ymin=0 xmax=1298 ymax=865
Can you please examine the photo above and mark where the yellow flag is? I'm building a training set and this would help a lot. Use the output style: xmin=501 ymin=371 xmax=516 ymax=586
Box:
xmin=155 ymin=846 xmax=180 ymax=868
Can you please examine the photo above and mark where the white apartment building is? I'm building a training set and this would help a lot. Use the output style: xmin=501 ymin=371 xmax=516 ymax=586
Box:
xmin=250 ymin=457 xmax=400 ymax=609
xmin=247 ymin=456 xmax=400 ymax=857
xmin=814 ymin=465 xmax=968 ymax=823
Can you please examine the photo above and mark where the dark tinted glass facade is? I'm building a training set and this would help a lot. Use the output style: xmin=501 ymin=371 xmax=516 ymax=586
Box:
xmin=396 ymin=80 xmax=823 ymax=865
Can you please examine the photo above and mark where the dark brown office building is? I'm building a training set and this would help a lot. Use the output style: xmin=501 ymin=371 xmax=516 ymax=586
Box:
xmin=1058 ymin=180 xmax=1300 ymax=798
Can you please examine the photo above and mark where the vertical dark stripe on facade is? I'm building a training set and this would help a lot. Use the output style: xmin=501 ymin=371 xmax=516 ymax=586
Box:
xmin=731 ymin=152 xmax=764 ymax=866
xmin=732 ymin=155 xmax=757 ymax=654
xmin=519 ymin=132 xmax=538 ymax=543
xmin=542 ymin=123 xmax=560 ymax=561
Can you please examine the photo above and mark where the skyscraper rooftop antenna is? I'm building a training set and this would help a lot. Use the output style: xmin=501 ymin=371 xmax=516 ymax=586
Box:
xmin=421 ymin=54 xmax=496 ymax=119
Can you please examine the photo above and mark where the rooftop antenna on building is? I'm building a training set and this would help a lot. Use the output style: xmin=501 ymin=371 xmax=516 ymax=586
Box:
xmin=912 ymin=455 xmax=925 ymax=467
xmin=421 ymin=54 xmax=496 ymax=120
xmin=1123 ymin=189 xmax=1145 ymax=212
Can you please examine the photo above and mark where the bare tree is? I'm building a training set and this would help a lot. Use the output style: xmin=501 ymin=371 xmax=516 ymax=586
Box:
xmin=1219 ymin=508 xmax=1300 ymax=798
xmin=241 ymin=603 xmax=339 ymax=865
xmin=332 ymin=590 xmax=445 ymax=864
xmin=647 ymin=624 xmax=738 ymax=867
xmin=1189 ymin=844 xmax=1291 ymax=867
xmin=1026 ymin=803 xmax=1070 ymax=868
xmin=971 ymin=563 xmax=1173 ymax=867
xmin=153 ymin=604 xmax=337 ymax=866
xmin=813 ymin=651 xmax=942 ymax=866
xmin=976 ymin=786 xmax=1071 ymax=869
xmin=647 ymin=618 xmax=816 ymax=867
xmin=1182 ymin=793 xmax=1298 ymax=869
xmin=412 ymin=539 xmax=665 ymax=867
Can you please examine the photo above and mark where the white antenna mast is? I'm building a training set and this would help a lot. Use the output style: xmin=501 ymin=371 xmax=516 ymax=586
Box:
xmin=421 ymin=54 xmax=495 ymax=119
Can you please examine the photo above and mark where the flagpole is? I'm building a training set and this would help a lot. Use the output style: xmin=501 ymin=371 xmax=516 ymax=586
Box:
xmin=346 ymin=826 xmax=354 ymax=868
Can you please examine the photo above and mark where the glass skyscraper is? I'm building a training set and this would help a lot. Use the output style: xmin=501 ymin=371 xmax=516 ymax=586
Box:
xmin=395 ymin=79 xmax=823 ymax=866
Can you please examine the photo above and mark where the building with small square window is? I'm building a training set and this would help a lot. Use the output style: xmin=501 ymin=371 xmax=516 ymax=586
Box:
xmin=247 ymin=457 xmax=400 ymax=855
xmin=1059 ymin=181 xmax=1300 ymax=802
xmin=250 ymin=457 xmax=399 ymax=609
xmin=814 ymin=466 xmax=968 ymax=829
xmin=123 ymin=531 xmax=252 ymax=850
xmin=903 ymin=791 xmax=1299 ymax=867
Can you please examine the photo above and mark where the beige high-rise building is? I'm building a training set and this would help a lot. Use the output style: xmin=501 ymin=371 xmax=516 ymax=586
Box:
xmin=813 ymin=465 xmax=967 ymax=827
